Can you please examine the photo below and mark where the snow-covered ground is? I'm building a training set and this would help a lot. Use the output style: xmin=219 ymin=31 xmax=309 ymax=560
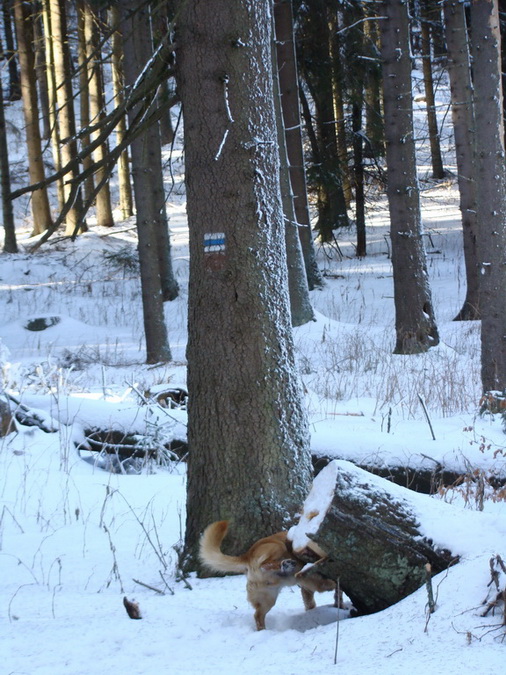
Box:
xmin=1 ymin=74 xmax=506 ymax=672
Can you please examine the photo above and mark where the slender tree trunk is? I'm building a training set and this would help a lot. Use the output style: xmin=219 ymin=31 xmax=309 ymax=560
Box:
xmin=470 ymin=0 xmax=506 ymax=391
xmin=379 ymin=0 xmax=439 ymax=354
xmin=352 ymin=99 xmax=366 ymax=257
xmin=48 ymin=0 xmax=86 ymax=236
xmin=345 ymin=1 xmax=367 ymax=257
xmin=443 ymin=0 xmax=480 ymax=321
xmin=272 ymin=30 xmax=314 ymax=327
xmin=109 ymin=6 xmax=133 ymax=220
xmin=32 ymin=7 xmax=50 ymax=140
xmin=0 ymin=80 xmax=17 ymax=253
xmin=41 ymin=0 xmax=64 ymax=211
xmin=273 ymin=0 xmax=322 ymax=289
xmin=3 ymin=0 xmax=21 ymax=101
xmin=76 ymin=0 xmax=95 ymax=205
xmin=13 ymin=0 xmax=53 ymax=235
xmin=329 ymin=11 xmax=352 ymax=208
xmin=364 ymin=14 xmax=385 ymax=158
xmin=83 ymin=2 xmax=114 ymax=228
xmin=151 ymin=3 xmax=175 ymax=146
xmin=420 ymin=0 xmax=446 ymax=179
xmin=120 ymin=0 xmax=173 ymax=363
xmin=297 ymin=0 xmax=349 ymax=242
xmin=177 ymin=0 xmax=312 ymax=569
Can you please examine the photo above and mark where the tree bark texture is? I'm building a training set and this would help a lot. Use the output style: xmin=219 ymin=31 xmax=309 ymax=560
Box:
xmin=120 ymin=0 xmax=173 ymax=364
xmin=470 ymin=0 xmax=506 ymax=392
xmin=289 ymin=460 xmax=457 ymax=615
xmin=379 ymin=0 xmax=439 ymax=354
xmin=13 ymin=0 xmax=53 ymax=235
xmin=177 ymin=0 xmax=313 ymax=569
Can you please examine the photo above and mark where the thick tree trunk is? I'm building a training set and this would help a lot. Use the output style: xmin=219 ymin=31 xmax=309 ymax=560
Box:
xmin=379 ymin=0 xmax=439 ymax=354
xmin=470 ymin=0 xmax=506 ymax=392
xmin=177 ymin=0 xmax=313 ymax=569
xmin=289 ymin=460 xmax=457 ymax=615
xmin=443 ymin=0 xmax=480 ymax=321
xmin=13 ymin=0 xmax=53 ymax=235
xmin=273 ymin=0 xmax=322 ymax=289
xmin=0 ymin=80 xmax=17 ymax=253
xmin=120 ymin=0 xmax=173 ymax=363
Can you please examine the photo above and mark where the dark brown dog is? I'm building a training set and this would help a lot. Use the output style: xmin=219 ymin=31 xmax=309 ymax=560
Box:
xmin=199 ymin=520 xmax=335 ymax=630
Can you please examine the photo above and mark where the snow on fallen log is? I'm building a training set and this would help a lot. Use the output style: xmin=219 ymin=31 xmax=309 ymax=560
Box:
xmin=288 ymin=459 xmax=458 ymax=615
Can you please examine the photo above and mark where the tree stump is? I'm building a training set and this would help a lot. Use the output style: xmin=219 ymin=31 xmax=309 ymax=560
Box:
xmin=289 ymin=460 xmax=457 ymax=615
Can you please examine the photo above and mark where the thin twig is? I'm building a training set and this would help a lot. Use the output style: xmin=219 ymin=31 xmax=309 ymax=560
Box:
xmin=133 ymin=577 xmax=165 ymax=595
xmin=418 ymin=394 xmax=436 ymax=440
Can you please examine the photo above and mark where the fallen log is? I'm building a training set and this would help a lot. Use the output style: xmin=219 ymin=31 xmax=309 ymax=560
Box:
xmin=289 ymin=459 xmax=458 ymax=615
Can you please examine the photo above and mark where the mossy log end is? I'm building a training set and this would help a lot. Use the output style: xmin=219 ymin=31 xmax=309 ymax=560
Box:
xmin=289 ymin=460 xmax=457 ymax=615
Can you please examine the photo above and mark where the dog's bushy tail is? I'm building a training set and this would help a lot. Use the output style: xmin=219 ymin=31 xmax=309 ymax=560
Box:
xmin=199 ymin=521 xmax=248 ymax=574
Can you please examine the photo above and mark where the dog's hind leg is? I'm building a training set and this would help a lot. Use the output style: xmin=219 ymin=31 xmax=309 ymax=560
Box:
xmin=300 ymin=587 xmax=316 ymax=611
xmin=248 ymin=582 xmax=280 ymax=630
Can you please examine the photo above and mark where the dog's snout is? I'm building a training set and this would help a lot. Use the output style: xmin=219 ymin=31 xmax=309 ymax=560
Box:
xmin=280 ymin=558 xmax=298 ymax=575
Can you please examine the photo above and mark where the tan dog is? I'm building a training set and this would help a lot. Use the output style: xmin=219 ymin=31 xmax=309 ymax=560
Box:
xmin=199 ymin=520 xmax=335 ymax=630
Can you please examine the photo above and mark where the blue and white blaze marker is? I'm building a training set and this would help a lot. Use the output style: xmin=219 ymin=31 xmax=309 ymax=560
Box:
xmin=203 ymin=232 xmax=226 ymax=271
xmin=204 ymin=232 xmax=226 ymax=254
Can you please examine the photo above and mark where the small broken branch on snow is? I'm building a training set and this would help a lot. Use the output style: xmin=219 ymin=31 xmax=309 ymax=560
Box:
xmin=123 ymin=596 xmax=142 ymax=620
